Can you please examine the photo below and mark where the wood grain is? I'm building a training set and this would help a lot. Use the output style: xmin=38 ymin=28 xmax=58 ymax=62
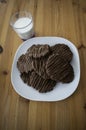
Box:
xmin=0 ymin=0 xmax=86 ymax=130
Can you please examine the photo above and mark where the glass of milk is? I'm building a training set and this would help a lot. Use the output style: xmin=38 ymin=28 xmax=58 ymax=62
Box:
xmin=10 ymin=11 xmax=34 ymax=40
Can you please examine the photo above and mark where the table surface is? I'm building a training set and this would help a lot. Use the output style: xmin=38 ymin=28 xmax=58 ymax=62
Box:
xmin=0 ymin=0 xmax=86 ymax=130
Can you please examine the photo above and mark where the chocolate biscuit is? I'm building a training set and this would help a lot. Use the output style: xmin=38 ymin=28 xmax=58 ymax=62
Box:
xmin=20 ymin=71 xmax=31 ymax=85
xmin=32 ymin=55 xmax=50 ymax=79
xmin=17 ymin=54 xmax=33 ymax=73
xmin=60 ymin=65 xmax=74 ymax=83
xmin=46 ymin=54 xmax=74 ymax=82
xmin=27 ymin=44 xmax=50 ymax=58
xmin=30 ymin=71 xmax=56 ymax=93
xmin=51 ymin=44 xmax=73 ymax=62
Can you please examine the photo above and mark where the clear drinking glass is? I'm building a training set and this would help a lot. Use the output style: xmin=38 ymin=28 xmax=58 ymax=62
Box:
xmin=10 ymin=11 xmax=34 ymax=40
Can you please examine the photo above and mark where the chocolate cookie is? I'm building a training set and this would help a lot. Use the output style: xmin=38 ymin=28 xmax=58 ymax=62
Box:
xmin=30 ymin=71 xmax=56 ymax=93
xmin=32 ymin=55 xmax=50 ymax=79
xmin=60 ymin=65 xmax=74 ymax=83
xmin=51 ymin=44 xmax=73 ymax=62
xmin=46 ymin=54 xmax=74 ymax=82
xmin=27 ymin=44 xmax=50 ymax=58
xmin=17 ymin=54 xmax=33 ymax=73
xmin=20 ymin=71 xmax=31 ymax=85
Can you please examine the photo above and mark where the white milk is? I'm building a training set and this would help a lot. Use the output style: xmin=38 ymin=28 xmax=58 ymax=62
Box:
xmin=14 ymin=17 xmax=34 ymax=39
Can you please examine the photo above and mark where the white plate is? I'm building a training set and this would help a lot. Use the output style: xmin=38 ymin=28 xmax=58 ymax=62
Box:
xmin=11 ymin=37 xmax=80 ymax=101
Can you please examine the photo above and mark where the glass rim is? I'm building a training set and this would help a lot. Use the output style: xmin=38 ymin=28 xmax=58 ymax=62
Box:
xmin=10 ymin=11 xmax=32 ymax=29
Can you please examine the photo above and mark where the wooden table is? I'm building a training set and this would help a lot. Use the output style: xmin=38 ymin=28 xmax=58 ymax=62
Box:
xmin=0 ymin=0 xmax=86 ymax=130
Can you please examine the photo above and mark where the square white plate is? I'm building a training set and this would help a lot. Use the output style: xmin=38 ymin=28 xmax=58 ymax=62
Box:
xmin=11 ymin=37 xmax=80 ymax=101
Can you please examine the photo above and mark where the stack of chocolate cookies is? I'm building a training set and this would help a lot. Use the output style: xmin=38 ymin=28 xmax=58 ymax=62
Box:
xmin=17 ymin=44 xmax=74 ymax=93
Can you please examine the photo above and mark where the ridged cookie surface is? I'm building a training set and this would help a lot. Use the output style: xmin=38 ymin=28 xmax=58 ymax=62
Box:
xmin=27 ymin=44 xmax=50 ymax=58
xmin=17 ymin=54 xmax=33 ymax=73
xmin=32 ymin=55 xmax=49 ymax=79
xmin=51 ymin=44 xmax=73 ymax=62
xmin=30 ymin=71 xmax=56 ymax=93
xmin=20 ymin=71 xmax=31 ymax=85
xmin=46 ymin=54 xmax=74 ymax=82
xmin=60 ymin=65 xmax=74 ymax=83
